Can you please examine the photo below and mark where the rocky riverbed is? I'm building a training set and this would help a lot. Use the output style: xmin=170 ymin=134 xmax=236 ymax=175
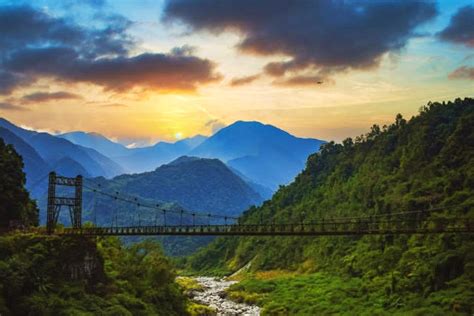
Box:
xmin=191 ymin=277 xmax=260 ymax=316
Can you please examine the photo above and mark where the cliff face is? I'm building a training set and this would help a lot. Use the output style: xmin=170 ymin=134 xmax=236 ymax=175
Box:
xmin=55 ymin=237 xmax=105 ymax=283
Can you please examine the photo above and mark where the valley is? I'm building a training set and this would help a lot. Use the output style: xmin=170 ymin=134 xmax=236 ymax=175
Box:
xmin=1 ymin=1 xmax=473 ymax=314
xmin=1 ymin=98 xmax=474 ymax=315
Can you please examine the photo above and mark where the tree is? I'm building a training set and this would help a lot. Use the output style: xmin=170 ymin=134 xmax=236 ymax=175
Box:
xmin=0 ymin=138 xmax=38 ymax=227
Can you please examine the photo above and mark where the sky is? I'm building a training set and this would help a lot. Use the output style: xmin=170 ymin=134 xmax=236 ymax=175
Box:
xmin=0 ymin=0 xmax=473 ymax=146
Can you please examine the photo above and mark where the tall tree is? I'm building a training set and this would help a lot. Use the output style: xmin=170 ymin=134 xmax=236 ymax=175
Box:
xmin=0 ymin=138 xmax=38 ymax=227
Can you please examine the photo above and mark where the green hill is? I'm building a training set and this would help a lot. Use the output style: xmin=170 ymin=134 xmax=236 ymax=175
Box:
xmin=183 ymin=98 xmax=474 ymax=314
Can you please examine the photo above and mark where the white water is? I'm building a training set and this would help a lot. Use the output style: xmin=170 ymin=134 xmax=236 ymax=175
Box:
xmin=191 ymin=277 xmax=260 ymax=316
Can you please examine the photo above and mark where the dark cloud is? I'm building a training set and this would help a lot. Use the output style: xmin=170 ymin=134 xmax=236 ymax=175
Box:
xmin=229 ymin=74 xmax=260 ymax=86
xmin=164 ymin=0 xmax=437 ymax=81
xmin=4 ymin=47 xmax=220 ymax=92
xmin=0 ymin=71 xmax=30 ymax=94
xmin=0 ymin=5 xmax=130 ymax=56
xmin=438 ymin=5 xmax=474 ymax=48
xmin=22 ymin=91 xmax=83 ymax=103
xmin=448 ymin=66 xmax=474 ymax=80
xmin=0 ymin=102 xmax=26 ymax=112
xmin=0 ymin=5 xmax=220 ymax=94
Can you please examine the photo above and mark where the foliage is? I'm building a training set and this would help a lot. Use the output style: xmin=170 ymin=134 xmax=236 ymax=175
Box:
xmin=176 ymin=277 xmax=204 ymax=292
xmin=0 ymin=234 xmax=188 ymax=315
xmin=185 ymin=98 xmax=474 ymax=314
xmin=186 ymin=302 xmax=217 ymax=316
xmin=227 ymin=272 xmax=470 ymax=315
xmin=0 ymin=138 xmax=38 ymax=227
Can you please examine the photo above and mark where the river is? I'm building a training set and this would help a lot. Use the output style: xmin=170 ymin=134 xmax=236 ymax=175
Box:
xmin=191 ymin=277 xmax=260 ymax=316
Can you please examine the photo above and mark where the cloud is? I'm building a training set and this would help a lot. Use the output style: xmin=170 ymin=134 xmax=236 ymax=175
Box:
xmin=0 ymin=102 xmax=26 ymax=111
xmin=448 ymin=66 xmax=474 ymax=80
xmin=4 ymin=47 xmax=220 ymax=92
xmin=0 ymin=71 xmax=30 ymax=94
xmin=205 ymin=119 xmax=226 ymax=133
xmin=437 ymin=5 xmax=474 ymax=48
xmin=229 ymin=74 xmax=260 ymax=86
xmin=22 ymin=91 xmax=83 ymax=103
xmin=164 ymin=0 xmax=437 ymax=82
xmin=0 ymin=5 xmax=131 ymax=56
xmin=0 ymin=5 xmax=220 ymax=94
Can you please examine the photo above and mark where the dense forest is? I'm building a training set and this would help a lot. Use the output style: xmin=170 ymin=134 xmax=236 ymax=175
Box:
xmin=182 ymin=98 xmax=474 ymax=314
xmin=0 ymin=139 xmax=191 ymax=315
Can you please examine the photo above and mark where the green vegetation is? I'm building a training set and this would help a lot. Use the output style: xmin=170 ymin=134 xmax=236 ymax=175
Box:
xmin=227 ymin=272 xmax=473 ymax=315
xmin=0 ymin=138 xmax=38 ymax=227
xmin=0 ymin=138 xmax=190 ymax=315
xmin=183 ymin=98 xmax=474 ymax=314
xmin=0 ymin=234 xmax=189 ymax=315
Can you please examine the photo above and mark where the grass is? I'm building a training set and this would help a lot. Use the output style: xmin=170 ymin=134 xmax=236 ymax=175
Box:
xmin=226 ymin=272 xmax=464 ymax=315
xmin=176 ymin=277 xmax=204 ymax=292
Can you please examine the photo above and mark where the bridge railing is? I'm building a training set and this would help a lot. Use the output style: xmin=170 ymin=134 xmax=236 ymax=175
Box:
xmin=53 ymin=217 xmax=474 ymax=236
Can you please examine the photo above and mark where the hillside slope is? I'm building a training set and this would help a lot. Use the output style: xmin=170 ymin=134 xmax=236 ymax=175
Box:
xmin=185 ymin=98 xmax=474 ymax=314
xmin=86 ymin=156 xmax=263 ymax=220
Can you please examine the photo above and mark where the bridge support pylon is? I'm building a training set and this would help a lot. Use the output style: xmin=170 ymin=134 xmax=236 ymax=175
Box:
xmin=46 ymin=172 xmax=83 ymax=234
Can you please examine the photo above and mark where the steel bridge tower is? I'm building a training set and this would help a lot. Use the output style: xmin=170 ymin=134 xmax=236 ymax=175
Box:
xmin=46 ymin=172 xmax=83 ymax=234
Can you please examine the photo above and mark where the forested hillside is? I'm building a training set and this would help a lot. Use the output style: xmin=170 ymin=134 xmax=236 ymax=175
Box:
xmin=184 ymin=98 xmax=474 ymax=314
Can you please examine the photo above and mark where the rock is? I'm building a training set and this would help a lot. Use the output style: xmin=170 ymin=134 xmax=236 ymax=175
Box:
xmin=188 ymin=277 xmax=260 ymax=316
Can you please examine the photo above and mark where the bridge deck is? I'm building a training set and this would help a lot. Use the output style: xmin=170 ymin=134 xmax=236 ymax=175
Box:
xmin=40 ymin=219 xmax=474 ymax=236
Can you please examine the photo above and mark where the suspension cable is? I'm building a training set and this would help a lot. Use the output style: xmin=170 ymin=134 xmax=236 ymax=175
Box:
xmin=83 ymin=180 xmax=239 ymax=220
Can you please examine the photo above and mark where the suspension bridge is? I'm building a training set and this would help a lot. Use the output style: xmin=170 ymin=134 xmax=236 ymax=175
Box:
xmin=40 ymin=172 xmax=473 ymax=236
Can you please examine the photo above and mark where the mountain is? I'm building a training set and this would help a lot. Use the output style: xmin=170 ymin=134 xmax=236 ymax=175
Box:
xmin=0 ymin=118 xmax=125 ymax=191
xmin=61 ymin=156 xmax=264 ymax=256
xmin=185 ymin=98 xmax=474 ymax=314
xmin=0 ymin=127 xmax=49 ymax=188
xmin=190 ymin=121 xmax=325 ymax=190
xmin=102 ymin=156 xmax=263 ymax=216
xmin=115 ymin=135 xmax=207 ymax=173
xmin=58 ymin=131 xmax=129 ymax=157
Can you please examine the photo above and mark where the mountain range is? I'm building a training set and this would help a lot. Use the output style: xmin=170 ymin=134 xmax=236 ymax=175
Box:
xmin=60 ymin=120 xmax=325 ymax=190
xmin=0 ymin=117 xmax=325 ymax=200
